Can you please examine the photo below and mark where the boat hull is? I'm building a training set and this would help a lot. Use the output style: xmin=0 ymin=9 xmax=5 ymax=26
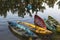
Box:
xmin=19 ymin=22 xmax=52 ymax=35
xmin=8 ymin=21 xmax=38 ymax=38
xmin=48 ymin=16 xmax=60 ymax=32
xmin=34 ymin=15 xmax=46 ymax=29
xmin=44 ymin=20 xmax=56 ymax=31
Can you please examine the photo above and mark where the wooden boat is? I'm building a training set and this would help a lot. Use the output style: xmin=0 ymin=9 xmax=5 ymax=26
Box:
xmin=34 ymin=15 xmax=56 ymax=31
xmin=9 ymin=26 xmax=31 ymax=40
xmin=34 ymin=15 xmax=47 ymax=29
xmin=8 ymin=21 xmax=38 ymax=38
xmin=48 ymin=16 xmax=59 ymax=25
xmin=19 ymin=22 xmax=52 ymax=35
xmin=47 ymin=16 xmax=60 ymax=32
xmin=44 ymin=19 xmax=56 ymax=31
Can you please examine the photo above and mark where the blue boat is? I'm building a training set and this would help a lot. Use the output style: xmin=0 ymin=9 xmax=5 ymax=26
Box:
xmin=8 ymin=21 xmax=38 ymax=37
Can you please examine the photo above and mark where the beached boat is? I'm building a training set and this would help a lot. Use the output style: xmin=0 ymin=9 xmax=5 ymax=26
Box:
xmin=34 ymin=15 xmax=46 ymax=29
xmin=34 ymin=15 xmax=56 ymax=31
xmin=8 ymin=21 xmax=38 ymax=38
xmin=44 ymin=19 xmax=56 ymax=31
xmin=47 ymin=16 xmax=60 ymax=32
xmin=19 ymin=22 xmax=52 ymax=35
xmin=48 ymin=16 xmax=59 ymax=25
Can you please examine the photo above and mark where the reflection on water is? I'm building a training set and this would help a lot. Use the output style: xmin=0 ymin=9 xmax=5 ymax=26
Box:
xmin=0 ymin=0 xmax=60 ymax=40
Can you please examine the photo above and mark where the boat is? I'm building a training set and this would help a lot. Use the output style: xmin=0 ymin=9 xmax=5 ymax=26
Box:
xmin=8 ymin=25 xmax=31 ymax=40
xmin=34 ymin=15 xmax=56 ymax=31
xmin=8 ymin=21 xmax=38 ymax=38
xmin=47 ymin=16 xmax=60 ymax=32
xmin=34 ymin=15 xmax=47 ymax=29
xmin=48 ymin=16 xmax=59 ymax=25
xmin=44 ymin=19 xmax=56 ymax=31
xmin=18 ymin=21 xmax=52 ymax=35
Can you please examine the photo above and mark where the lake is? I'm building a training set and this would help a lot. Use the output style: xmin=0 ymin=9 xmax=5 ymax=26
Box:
xmin=0 ymin=0 xmax=60 ymax=40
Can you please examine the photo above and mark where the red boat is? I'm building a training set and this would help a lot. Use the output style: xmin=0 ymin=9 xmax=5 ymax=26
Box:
xmin=34 ymin=15 xmax=47 ymax=29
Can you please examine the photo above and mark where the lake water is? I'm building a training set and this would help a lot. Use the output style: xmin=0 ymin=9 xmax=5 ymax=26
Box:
xmin=0 ymin=0 xmax=60 ymax=40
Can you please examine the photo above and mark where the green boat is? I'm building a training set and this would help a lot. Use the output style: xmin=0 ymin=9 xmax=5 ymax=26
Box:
xmin=47 ymin=16 xmax=60 ymax=32
xmin=44 ymin=19 xmax=56 ymax=32
xmin=48 ymin=16 xmax=59 ymax=25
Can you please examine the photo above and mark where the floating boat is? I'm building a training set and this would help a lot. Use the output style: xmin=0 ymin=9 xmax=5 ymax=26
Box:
xmin=34 ymin=15 xmax=47 ymax=29
xmin=19 ymin=22 xmax=52 ymax=35
xmin=8 ymin=21 xmax=38 ymax=38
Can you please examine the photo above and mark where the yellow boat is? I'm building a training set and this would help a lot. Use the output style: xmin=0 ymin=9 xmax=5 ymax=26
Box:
xmin=18 ymin=22 xmax=52 ymax=35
